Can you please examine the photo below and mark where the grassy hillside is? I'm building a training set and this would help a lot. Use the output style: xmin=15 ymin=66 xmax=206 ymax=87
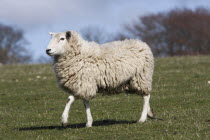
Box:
xmin=0 ymin=56 xmax=210 ymax=140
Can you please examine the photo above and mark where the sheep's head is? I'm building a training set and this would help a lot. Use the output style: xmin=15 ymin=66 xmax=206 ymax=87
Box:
xmin=46 ymin=31 xmax=72 ymax=56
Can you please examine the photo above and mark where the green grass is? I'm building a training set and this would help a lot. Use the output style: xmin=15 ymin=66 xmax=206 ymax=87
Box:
xmin=0 ymin=56 xmax=210 ymax=140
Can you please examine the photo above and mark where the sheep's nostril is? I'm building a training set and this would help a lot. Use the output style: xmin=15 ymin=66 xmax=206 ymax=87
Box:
xmin=46 ymin=49 xmax=51 ymax=54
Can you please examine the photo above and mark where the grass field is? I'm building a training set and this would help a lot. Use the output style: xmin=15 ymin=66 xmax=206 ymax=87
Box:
xmin=0 ymin=56 xmax=210 ymax=140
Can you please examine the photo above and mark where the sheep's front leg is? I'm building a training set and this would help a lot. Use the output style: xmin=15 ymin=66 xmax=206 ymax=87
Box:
xmin=83 ymin=100 xmax=93 ymax=127
xmin=61 ymin=95 xmax=75 ymax=127
xmin=138 ymin=94 xmax=150 ymax=123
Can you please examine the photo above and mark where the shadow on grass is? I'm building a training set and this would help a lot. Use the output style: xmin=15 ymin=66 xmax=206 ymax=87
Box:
xmin=17 ymin=119 xmax=137 ymax=131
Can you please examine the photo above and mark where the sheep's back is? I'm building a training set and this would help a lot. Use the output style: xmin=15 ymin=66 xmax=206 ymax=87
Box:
xmin=95 ymin=39 xmax=152 ymax=90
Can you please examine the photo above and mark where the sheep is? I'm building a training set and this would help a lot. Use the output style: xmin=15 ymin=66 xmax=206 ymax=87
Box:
xmin=46 ymin=31 xmax=155 ymax=127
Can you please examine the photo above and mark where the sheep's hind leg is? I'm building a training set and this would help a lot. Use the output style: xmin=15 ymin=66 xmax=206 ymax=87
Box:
xmin=138 ymin=94 xmax=150 ymax=123
xmin=83 ymin=100 xmax=93 ymax=127
xmin=61 ymin=95 xmax=75 ymax=127
xmin=147 ymin=102 xmax=155 ymax=119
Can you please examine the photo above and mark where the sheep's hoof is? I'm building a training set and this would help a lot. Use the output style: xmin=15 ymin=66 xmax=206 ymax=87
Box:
xmin=138 ymin=120 xmax=146 ymax=123
xmin=86 ymin=123 xmax=92 ymax=128
xmin=62 ymin=123 xmax=68 ymax=127
xmin=148 ymin=114 xmax=156 ymax=119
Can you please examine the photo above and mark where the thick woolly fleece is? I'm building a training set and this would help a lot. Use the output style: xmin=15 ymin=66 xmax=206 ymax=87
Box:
xmin=53 ymin=31 xmax=154 ymax=100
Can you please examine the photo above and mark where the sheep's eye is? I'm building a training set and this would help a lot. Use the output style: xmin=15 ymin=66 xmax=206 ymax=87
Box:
xmin=60 ymin=38 xmax=65 ymax=40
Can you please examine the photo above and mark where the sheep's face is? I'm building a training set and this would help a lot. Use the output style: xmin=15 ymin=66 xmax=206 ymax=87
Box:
xmin=46 ymin=31 xmax=71 ymax=56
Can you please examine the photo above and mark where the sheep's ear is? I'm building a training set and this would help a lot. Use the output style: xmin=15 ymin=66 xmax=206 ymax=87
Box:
xmin=66 ymin=31 xmax=71 ymax=40
xmin=49 ymin=32 xmax=55 ymax=36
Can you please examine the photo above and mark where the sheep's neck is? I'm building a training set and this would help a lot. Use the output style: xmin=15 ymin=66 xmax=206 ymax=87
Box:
xmin=54 ymin=52 xmax=74 ymax=64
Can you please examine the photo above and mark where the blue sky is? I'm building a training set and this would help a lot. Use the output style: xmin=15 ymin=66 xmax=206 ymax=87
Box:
xmin=0 ymin=0 xmax=209 ymax=62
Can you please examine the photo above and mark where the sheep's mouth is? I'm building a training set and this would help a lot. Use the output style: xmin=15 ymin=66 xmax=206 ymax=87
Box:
xmin=46 ymin=52 xmax=54 ymax=56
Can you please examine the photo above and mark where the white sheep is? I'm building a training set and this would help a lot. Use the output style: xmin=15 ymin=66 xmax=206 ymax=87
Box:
xmin=46 ymin=31 xmax=155 ymax=127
